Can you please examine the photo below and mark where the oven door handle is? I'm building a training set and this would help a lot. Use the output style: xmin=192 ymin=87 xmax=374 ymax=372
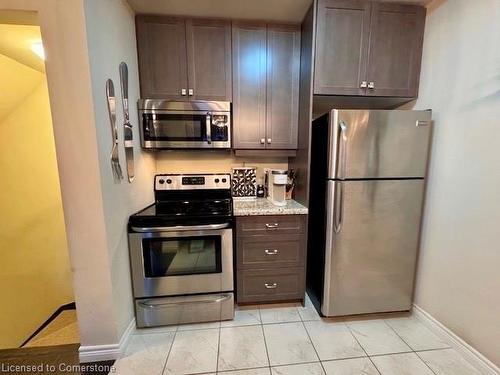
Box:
xmin=138 ymin=294 xmax=232 ymax=309
xmin=130 ymin=223 xmax=230 ymax=233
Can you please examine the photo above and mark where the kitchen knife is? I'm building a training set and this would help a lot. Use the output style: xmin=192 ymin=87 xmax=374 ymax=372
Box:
xmin=119 ymin=61 xmax=135 ymax=183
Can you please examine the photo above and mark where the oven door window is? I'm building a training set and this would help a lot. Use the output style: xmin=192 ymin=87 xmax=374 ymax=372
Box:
xmin=142 ymin=236 xmax=222 ymax=277
xmin=143 ymin=113 xmax=208 ymax=142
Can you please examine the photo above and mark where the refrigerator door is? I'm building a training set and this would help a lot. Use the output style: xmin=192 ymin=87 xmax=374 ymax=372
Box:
xmin=322 ymin=179 xmax=425 ymax=316
xmin=327 ymin=110 xmax=432 ymax=179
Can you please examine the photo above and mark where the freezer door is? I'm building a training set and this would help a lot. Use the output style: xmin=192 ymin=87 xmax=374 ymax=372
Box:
xmin=322 ymin=179 xmax=425 ymax=316
xmin=327 ymin=110 xmax=432 ymax=179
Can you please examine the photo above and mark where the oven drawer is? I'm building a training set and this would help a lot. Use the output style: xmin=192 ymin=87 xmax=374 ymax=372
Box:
xmin=237 ymin=268 xmax=305 ymax=304
xmin=135 ymin=293 xmax=234 ymax=328
xmin=237 ymin=235 xmax=305 ymax=270
xmin=236 ymin=215 xmax=306 ymax=237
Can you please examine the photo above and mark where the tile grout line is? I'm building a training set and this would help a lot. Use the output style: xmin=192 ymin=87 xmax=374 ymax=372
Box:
xmin=258 ymin=307 xmax=273 ymax=373
xmin=299 ymin=317 xmax=326 ymax=374
xmin=414 ymin=347 xmax=454 ymax=354
xmin=414 ymin=350 xmax=440 ymax=375
xmin=215 ymin=325 xmax=222 ymax=374
xmin=320 ymin=354 xmax=370 ymax=365
xmin=344 ymin=322 xmax=383 ymax=375
xmin=381 ymin=318 xmax=439 ymax=375
xmin=160 ymin=328 xmax=178 ymax=375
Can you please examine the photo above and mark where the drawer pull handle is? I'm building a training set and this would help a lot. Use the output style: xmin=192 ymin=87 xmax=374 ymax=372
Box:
xmin=265 ymin=282 xmax=277 ymax=289
xmin=265 ymin=223 xmax=279 ymax=229
xmin=265 ymin=249 xmax=279 ymax=255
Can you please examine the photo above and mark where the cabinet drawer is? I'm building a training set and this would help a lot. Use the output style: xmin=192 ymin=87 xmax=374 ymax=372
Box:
xmin=237 ymin=267 xmax=305 ymax=303
xmin=237 ymin=235 xmax=305 ymax=270
xmin=236 ymin=215 xmax=306 ymax=237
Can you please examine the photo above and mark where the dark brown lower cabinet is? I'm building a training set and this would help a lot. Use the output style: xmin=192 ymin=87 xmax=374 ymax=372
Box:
xmin=235 ymin=215 xmax=307 ymax=304
xmin=237 ymin=268 xmax=305 ymax=304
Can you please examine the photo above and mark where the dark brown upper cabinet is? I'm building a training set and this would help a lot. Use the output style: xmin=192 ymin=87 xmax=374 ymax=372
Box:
xmin=365 ymin=3 xmax=426 ymax=97
xmin=266 ymin=25 xmax=301 ymax=149
xmin=136 ymin=16 xmax=232 ymax=101
xmin=314 ymin=0 xmax=426 ymax=98
xmin=136 ymin=16 xmax=187 ymax=100
xmin=232 ymin=22 xmax=267 ymax=149
xmin=185 ymin=18 xmax=232 ymax=101
xmin=314 ymin=0 xmax=371 ymax=96
xmin=232 ymin=22 xmax=300 ymax=150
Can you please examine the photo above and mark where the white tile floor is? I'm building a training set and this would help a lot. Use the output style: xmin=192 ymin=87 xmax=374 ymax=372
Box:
xmin=112 ymin=295 xmax=483 ymax=375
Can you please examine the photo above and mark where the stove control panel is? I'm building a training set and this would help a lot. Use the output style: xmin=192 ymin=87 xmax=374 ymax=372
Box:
xmin=155 ymin=174 xmax=231 ymax=190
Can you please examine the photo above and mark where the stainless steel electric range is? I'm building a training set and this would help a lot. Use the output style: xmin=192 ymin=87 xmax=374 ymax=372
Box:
xmin=128 ymin=174 xmax=234 ymax=328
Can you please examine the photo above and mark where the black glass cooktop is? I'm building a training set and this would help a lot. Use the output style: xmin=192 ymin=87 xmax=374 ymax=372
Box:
xmin=129 ymin=198 xmax=233 ymax=229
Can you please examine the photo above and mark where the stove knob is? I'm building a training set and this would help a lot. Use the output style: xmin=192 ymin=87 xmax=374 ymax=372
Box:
xmin=166 ymin=179 xmax=172 ymax=184
xmin=222 ymin=178 xmax=227 ymax=183
xmin=158 ymin=179 xmax=165 ymax=184
xmin=214 ymin=178 xmax=220 ymax=183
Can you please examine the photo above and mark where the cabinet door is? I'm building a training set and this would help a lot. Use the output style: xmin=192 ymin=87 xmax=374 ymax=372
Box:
xmin=314 ymin=0 xmax=371 ymax=95
xmin=186 ymin=18 xmax=232 ymax=101
xmin=266 ymin=24 xmax=300 ymax=149
xmin=232 ymin=22 xmax=267 ymax=149
xmin=136 ymin=16 xmax=188 ymax=99
xmin=365 ymin=3 xmax=426 ymax=97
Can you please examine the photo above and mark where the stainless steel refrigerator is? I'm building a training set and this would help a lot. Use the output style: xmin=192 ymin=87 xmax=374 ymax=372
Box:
xmin=307 ymin=109 xmax=432 ymax=317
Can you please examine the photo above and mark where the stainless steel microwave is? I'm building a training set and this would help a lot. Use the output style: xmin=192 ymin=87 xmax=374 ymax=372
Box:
xmin=137 ymin=99 xmax=231 ymax=149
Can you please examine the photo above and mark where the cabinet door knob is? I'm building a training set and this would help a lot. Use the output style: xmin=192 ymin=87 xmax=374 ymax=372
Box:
xmin=265 ymin=249 xmax=279 ymax=255
xmin=265 ymin=282 xmax=277 ymax=289
xmin=267 ymin=138 xmax=272 ymax=144
xmin=368 ymin=82 xmax=375 ymax=89
xmin=360 ymin=81 xmax=368 ymax=88
xmin=181 ymin=88 xmax=187 ymax=96
xmin=188 ymin=88 xmax=194 ymax=96
xmin=260 ymin=138 xmax=265 ymax=144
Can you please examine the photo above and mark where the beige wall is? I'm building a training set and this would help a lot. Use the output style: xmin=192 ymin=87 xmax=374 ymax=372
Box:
xmin=0 ymin=70 xmax=73 ymax=349
xmin=83 ymin=0 xmax=156 ymax=337
xmin=156 ymin=152 xmax=288 ymax=184
xmin=411 ymin=0 xmax=500 ymax=366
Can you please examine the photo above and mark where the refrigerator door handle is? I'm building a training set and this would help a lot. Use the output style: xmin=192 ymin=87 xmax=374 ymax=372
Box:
xmin=338 ymin=121 xmax=348 ymax=180
xmin=333 ymin=181 xmax=344 ymax=233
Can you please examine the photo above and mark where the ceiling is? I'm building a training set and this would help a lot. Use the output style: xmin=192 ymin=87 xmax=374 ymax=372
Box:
xmin=127 ymin=0 xmax=432 ymax=22
xmin=0 ymin=10 xmax=38 ymax=25
xmin=0 ymin=24 xmax=45 ymax=72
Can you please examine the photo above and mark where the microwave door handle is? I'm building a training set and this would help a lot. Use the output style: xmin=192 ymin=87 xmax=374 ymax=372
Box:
xmin=206 ymin=114 xmax=212 ymax=144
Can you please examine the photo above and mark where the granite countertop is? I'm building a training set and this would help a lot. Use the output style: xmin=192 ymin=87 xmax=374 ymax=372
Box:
xmin=233 ymin=198 xmax=308 ymax=216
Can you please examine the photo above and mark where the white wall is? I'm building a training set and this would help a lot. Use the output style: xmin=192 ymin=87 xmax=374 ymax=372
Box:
xmin=412 ymin=0 xmax=500 ymax=366
xmin=83 ymin=0 xmax=156 ymax=337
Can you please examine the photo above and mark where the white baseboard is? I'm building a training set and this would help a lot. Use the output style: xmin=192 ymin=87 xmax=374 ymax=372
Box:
xmin=79 ymin=318 xmax=135 ymax=363
xmin=412 ymin=304 xmax=499 ymax=375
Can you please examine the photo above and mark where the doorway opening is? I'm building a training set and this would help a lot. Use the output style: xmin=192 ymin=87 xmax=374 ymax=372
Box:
xmin=0 ymin=13 xmax=79 ymax=351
